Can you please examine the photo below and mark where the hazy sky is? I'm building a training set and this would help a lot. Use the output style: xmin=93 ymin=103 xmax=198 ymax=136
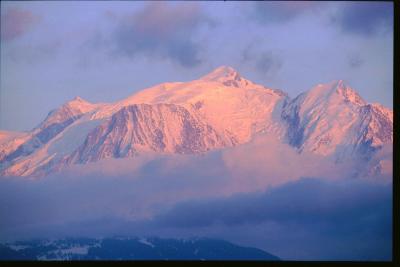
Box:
xmin=0 ymin=1 xmax=394 ymax=131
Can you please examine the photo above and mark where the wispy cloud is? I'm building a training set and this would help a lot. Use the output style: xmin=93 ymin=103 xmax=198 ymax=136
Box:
xmin=347 ymin=53 xmax=364 ymax=69
xmin=108 ymin=2 xmax=211 ymax=68
xmin=332 ymin=2 xmax=393 ymax=36
xmin=241 ymin=42 xmax=283 ymax=78
xmin=251 ymin=1 xmax=324 ymax=24
xmin=0 ymin=7 xmax=40 ymax=42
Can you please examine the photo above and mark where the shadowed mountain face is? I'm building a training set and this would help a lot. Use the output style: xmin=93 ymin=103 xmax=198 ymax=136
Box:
xmin=0 ymin=67 xmax=393 ymax=177
xmin=0 ymin=237 xmax=280 ymax=261
xmin=281 ymin=80 xmax=393 ymax=159
xmin=65 ymin=104 xmax=230 ymax=164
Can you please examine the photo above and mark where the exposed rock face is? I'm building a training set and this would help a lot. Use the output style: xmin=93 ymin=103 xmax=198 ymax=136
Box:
xmin=66 ymin=104 xmax=230 ymax=164
xmin=0 ymin=67 xmax=393 ymax=177
xmin=281 ymin=80 xmax=393 ymax=161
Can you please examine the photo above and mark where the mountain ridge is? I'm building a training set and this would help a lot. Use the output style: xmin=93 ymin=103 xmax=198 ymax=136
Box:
xmin=0 ymin=66 xmax=393 ymax=177
xmin=0 ymin=237 xmax=280 ymax=261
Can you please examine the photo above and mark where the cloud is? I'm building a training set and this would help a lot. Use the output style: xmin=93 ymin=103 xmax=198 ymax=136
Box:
xmin=109 ymin=2 xmax=210 ymax=68
xmin=154 ymin=178 xmax=392 ymax=227
xmin=332 ymin=2 xmax=393 ymax=36
xmin=0 ymin=174 xmax=389 ymax=260
xmin=3 ymin=40 xmax=63 ymax=64
xmin=347 ymin=53 xmax=364 ymax=69
xmin=0 ymin=134 xmax=392 ymax=260
xmin=152 ymin=178 xmax=392 ymax=260
xmin=241 ymin=44 xmax=283 ymax=78
xmin=256 ymin=52 xmax=283 ymax=76
xmin=219 ymin=134 xmax=358 ymax=191
xmin=251 ymin=1 xmax=323 ymax=24
xmin=0 ymin=7 xmax=40 ymax=42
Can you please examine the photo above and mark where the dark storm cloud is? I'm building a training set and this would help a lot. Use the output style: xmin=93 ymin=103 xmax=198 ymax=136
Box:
xmin=0 ymin=7 xmax=41 ymax=42
xmin=110 ymin=2 xmax=209 ymax=68
xmin=333 ymin=2 xmax=393 ymax=36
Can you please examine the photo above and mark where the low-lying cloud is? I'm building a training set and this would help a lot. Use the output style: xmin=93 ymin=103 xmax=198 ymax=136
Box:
xmin=152 ymin=178 xmax=392 ymax=260
xmin=154 ymin=178 xmax=392 ymax=228
xmin=0 ymin=135 xmax=392 ymax=260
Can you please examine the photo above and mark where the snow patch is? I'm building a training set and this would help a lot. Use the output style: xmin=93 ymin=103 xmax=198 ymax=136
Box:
xmin=9 ymin=244 xmax=30 ymax=251
xmin=138 ymin=238 xmax=155 ymax=248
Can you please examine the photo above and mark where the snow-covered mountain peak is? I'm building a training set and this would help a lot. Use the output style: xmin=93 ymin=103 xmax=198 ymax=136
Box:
xmin=71 ymin=96 xmax=86 ymax=102
xmin=200 ymin=66 xmax=239 ymax=81
xmin=33 ymin=96 xmax=100 ymax=133
xmin=334 ymin=80 xmax=366 ymax=106
xmin=64 ymin=96 xmax=97 ymax=114
xmin=281 ymin=79 xmax=392 ymax=159
xmin=369 ymin=102 xmax=393 ymax=118
xmin=0 ymin=67 xmax=392 ymax=178
xmin=199 ymin=66 xmax=253 ymax=88
xmin=300 ymin=80 xmax=366 ymax=108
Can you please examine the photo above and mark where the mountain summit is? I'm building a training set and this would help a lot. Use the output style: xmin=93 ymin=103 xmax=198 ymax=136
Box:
xmin=301 ymin=80 xmax=366 ymax=107
xmin=201 ymin=66 xmax=241 ymax=81
xmin=200 ymin=66 xmax=253 ymax=88
xmin=0 ymin=67 xmax=393 ymax=177
xmin=281 ymin=80 xmax=392 ymax=160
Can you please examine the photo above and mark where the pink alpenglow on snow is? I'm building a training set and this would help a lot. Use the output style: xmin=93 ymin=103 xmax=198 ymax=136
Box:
xmin=0 ymin=67 xmax=392 ymax=178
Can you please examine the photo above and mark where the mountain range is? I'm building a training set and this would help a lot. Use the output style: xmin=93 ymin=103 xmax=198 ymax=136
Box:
xmin=0 ymin=237 xmax=280 ymax=261
xmin=0 ymin=66 xmax=393 ymax=177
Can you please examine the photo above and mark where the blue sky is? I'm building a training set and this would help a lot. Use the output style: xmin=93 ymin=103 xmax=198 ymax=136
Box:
xmin=0 ymin=1 xmax=394 ymax=131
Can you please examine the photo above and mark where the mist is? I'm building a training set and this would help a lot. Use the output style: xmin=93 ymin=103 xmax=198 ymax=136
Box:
xmin=0 ymin=135 xmax=392 ymax=260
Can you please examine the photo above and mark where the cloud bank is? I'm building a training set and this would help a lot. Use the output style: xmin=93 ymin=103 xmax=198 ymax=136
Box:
xmin=0 ymin=135 xmax=392 ymax=260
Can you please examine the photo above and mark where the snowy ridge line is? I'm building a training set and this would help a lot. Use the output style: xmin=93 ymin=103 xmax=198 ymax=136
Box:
xmin=0 ymin=66 xmax=393 ymax=177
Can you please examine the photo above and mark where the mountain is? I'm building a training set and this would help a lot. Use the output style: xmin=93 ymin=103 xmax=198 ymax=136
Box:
xmin=0 ymin=130 xmax=24 ymax=145
xmin=281 ymin=80 xmax=393 ymax=161
xmin=0 ymin=66 xmax=393 ymax=177
xmin=0 ymin=237 xmax=280 ymax=261
xmin=65 ymin=103 xmax=230 ymax=164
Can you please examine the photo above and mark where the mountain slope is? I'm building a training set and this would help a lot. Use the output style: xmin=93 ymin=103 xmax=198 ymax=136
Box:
xmin=0 ymin=237 xmax=280 ymax=261
xmin=281 ymin=80 xmax=393 ymax=161
xmin=93 ymin=66 xmax=288 ymax=143
xmin=0 ymin=130 xmax=24 ymax=144
xmin=0 ymin=97 xmax=106 ymax=176
xmin=0 ymin=67 xmax=393 ymax=177
xmin=65 ymin=103 xmax=231 ymax=164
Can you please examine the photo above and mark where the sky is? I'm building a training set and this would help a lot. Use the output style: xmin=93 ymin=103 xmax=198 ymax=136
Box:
xmin=0 ymin=1 xmax=394 ymax=131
